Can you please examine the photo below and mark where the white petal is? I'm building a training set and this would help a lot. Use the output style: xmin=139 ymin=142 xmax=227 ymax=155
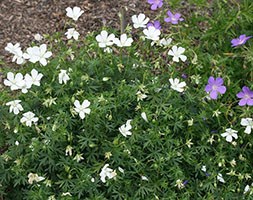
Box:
xmin=178 ymin=47 xmax=185 ymax=54
xmin=39 ymin=58 xmax=47 ymax=66
xmin=245 ymin=126 xmax=252 ymax=134
xmin=79 ymin=112 xmax=85 ymax=119
xmin=74 ymin=100 xmax=80 ymax=108
xmin=44 ymin=51 xmax=52 ymax=58
xmin=226 ymin=135 xmax=232 ymax=142
xmin=179 ymin=55 xmax=187 ymax=62
xmin=82 ymin=100 xmax=90 ymax=108
xmin=168 ymin=50 xmax=174 ymax=56
xmin=172 ymin=56 xmax=180 ymax=62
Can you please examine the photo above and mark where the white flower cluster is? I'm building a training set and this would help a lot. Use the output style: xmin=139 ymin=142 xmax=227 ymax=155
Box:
xmin=95 ymin=13 xmax=187 ymax=63
xmin=5 ymin=43 xmax=52 ymax=66
xmin=96 ymin=30 xmax=133 ymax=48
xmin=4 ymin=69 xmax=43 ymax=93
xmin=221 ymin=118 xmax=253 ymax=143
xmin=64 ymin=7 xmax=84 ymax=41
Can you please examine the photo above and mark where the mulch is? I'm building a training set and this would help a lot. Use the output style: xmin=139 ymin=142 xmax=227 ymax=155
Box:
xmin=0 ymin=0 xmax=149 ymax=63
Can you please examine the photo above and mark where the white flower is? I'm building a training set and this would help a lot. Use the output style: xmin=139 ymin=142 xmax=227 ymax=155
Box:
xmin=241 ymin=118 xmax=253 ymax=134
xmin=6 ymin=100 xmax=23 ymax=115
xmin=96 ymin=30 xmax=115 ymax=48
xmin=168 ymin=46 xmax=187 ymax=62
xmin=118 ymin=167 xmax=124 ymax=173
xmin=175 ymin=179 xmax=184 ymax=189
xmin=12 ymin=50 xmax=25 ymax=65
xmin=65 ymin=28 xmax=80 ymax=40
xmin=119 ymin=120 xmax=132 ymax=137
xmin=25 ymin=69 xmax=43 ymax=87
xmin=132 ymin=13 xmax=149 ymax=29
xmin=201 ymin=165 xmax=206 ymax=172
xmin=99 ymin=164 xmax=117 ymax=183
xmin=244 ymin=184 xmax=251 ymax=194
xmin=159 ymin=38 xmax=172 ymax=46
xmin=141 ymin=112 xmax=148 ymax=122
xmin=20 ymin=111 xmax=39 ymax=127
xmin=58 ymin=70 xmax=70 ymax=84
xmin=113 ymin=34 xmax=133 ymax=47
xmin=34 ymin=33 xmax=43 ymax=41
xmin=5 ymin=43 xmax=21 ymax=54
xmin=61 ymin=192 xmax=72 ymax=197
xmin=73 ymin=153 xmax=84 ymax=162
xmin=217 ymin=173 xmax=225 ymax=183
xmin=28 ymin=173 xmax=45 ymax=184
xmin=136 ymin=90 xmax=148 ymax=101
xmin=221 ymin=128 xmax=238 ymax=143
xmin=66 ymin=6 xmax=84 ymax=21
xmin=74 ymin=100 xmax=91 ymax=119
xmin=104 ymin=47 xmax=112 ymax=53
xmin=143 ymin=26 xmax=161 ymax=41
xmin=141 ymin=175 xmax=149 ymax=181
xmin=20 ymin=82 xmax=32 ymax=94
xmin=23 ymin=44 xmax=52 ymax=66
xmin=212 ymin=109 xmax=221 ymax=117
xmin=65 ymin=145 xmax=73 ymax=156
xmin=169 ymin=78 xmax=186 ymax=93
xmin=48 ymin=195 xmax=56 ymax=200
xmin=4 ymin=72 xmax=24 ymax=91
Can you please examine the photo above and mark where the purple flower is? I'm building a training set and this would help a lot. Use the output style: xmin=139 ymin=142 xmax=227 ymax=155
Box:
xmin=147 ymin=20 xmax=161 ymax=30
xmin=205 ymin=77 xmax=226 ymax=99
xmin=181 ymin=73 xmax=188 ymax=79
xmin=147 ymin=0 xmax=163 ymax=10
xmin=183 ymin=180 xmax=189 ymax=185
xmin=164 ymin=11 xmax=184 ymax=24
xmin=231 ymin=34 xmax=252 ymax=47
xmin=236 ymin=86 xmax=253 ymax=106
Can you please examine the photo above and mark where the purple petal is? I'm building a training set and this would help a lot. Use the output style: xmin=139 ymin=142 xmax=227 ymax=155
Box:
xmin=236 ymin=91 xmax=244 ymax=98
xmin=215 ymin=77 xmax=224 ymax=86
xmin=151 ymin=4 xmax=158 ymax=10
xmin=242 ymin=86 xmax=250 ymax=93
xmin=245 ymin=36 xmax=252 ymax=41
xmin=210 ymin=90 xmax=218 ymax=99
xmin=249 ymin=91 xmax=253 ymax=97
xmin=164 ymin=17 xmax=170 ymax=23
xmin=153 ymin=21 xmax=161 ymax=30
xmin=247 ymin=99 xmax=253 ymax=106
xmin=174 ymin=13 xmax=181 ymax=19
xmin=205 ymin=85 xmax=212 ymax=92
xmin=239 ymin=34 xmax=246 ymax=40
xmin=171 ymin=20 xmax=179 ymax=25
xmin=231 ymin=39 xmax=239 ymax=47
xmin=239 ymin=99 xmax=247 ymax=106
xmin=217 ymin=86 xmax=226 ymax=94
xmin=158 ymin=2 xmax=163 ymax=8
xmin=167 ymin=10 xmax=173 ymax=17
xmin=148 ymin=0 xmax=155 ymax=3
xmin=147 ymin=22 xmax=152 ymax=28
xmin=208 ymin=76 xmax=215 ymax=84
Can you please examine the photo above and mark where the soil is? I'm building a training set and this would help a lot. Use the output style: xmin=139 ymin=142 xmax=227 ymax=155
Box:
xmin=0 ymin=0 xmax=149 ymax=63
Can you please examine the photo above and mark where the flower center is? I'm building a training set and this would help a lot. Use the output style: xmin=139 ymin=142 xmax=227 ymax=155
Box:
xmin=244 ymin=94 xmax=250 ymax=99
xmin=212 ymin=84 xmax=218 ymax=91
xmin=171 ymin=16 xmax=177 ymax=21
